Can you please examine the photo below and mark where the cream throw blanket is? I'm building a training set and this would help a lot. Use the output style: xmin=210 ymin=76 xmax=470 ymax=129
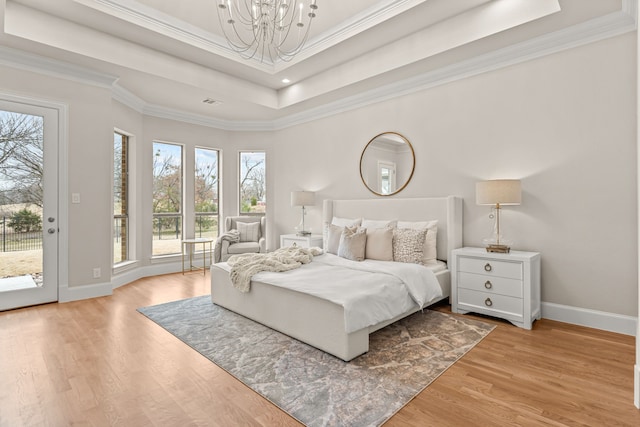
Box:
xmin=227 ymin=245 xmax=323 ymax=292
xmin=213 ymin=230 xmax=240 ymax=263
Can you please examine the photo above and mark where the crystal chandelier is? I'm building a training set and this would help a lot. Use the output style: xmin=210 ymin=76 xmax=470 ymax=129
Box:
xmin=216 ymin=0 xmax=319 ymax=63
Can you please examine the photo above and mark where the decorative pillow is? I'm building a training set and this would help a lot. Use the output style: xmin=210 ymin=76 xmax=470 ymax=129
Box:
xmin=337 ymin=227 xmax=367 ymax=262
xmin=392 ymin=227 xmax=428 ymax=265
xmin=397 ymin=220 xmax=438 ymax=265
xmin=237 ymin=221 xmax=260 ymax=242
xmin=324 ymin=217 xmax=362 ymax=249
xmin=361 ymin=218 xmax=397 ymax=230
xmin=365 ymin=227 xmax=394 ymax=261
xmin=326 ymin=224 xmax=345 ymax=255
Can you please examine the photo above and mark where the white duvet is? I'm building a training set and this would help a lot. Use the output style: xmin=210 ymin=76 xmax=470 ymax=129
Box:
xmin=217 ymin=253 xmax=443 ymax=333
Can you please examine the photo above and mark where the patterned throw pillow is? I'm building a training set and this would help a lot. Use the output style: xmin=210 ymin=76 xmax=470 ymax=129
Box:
xmin=392 ymin=228 xmax=427 ymax=265
xmin=337 ymin=226 xmax=367 ymax=262
xmin=397 ymin=220 xmax=438 ymax=265
xmin=237 ymin=221 xmax=260 ymax=242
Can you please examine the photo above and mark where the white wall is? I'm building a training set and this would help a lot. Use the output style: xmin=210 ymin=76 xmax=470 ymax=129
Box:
xmin=272 ymin=32 xmax=638 ymax=317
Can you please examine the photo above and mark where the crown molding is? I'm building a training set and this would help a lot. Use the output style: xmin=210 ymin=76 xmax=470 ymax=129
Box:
xmin=0 ymin=45 xmax=118 ymax=88
xmin=271 ymin=3 xmax=638 ymax=130
xmin=111 ymin=83 xmax=145 ymax=112
xmin=141 ymin=102 xmax=275 ymax=132
xmin=1 ymin=1 xmax=636 ymax=131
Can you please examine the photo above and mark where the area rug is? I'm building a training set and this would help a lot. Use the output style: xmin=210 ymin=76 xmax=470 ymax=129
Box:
xmin=138 ymin=296 xmax=494 ymax=427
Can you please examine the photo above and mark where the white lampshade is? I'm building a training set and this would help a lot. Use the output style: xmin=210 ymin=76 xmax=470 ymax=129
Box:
xmin=291 ymin=191 xmax=315 ymax=207
xmin=476 ymin=180 xmax=521 ymax=206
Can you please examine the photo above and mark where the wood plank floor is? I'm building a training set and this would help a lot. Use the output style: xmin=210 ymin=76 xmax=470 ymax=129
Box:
xmin=1 ymin=271 xmax=638 ymax=426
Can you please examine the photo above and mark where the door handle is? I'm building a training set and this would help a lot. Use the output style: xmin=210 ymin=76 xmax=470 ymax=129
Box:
xmin=47 ymin=228 xmax=56 ymax=234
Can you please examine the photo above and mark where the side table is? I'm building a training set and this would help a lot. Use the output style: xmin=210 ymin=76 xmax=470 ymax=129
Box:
xmin=181 ymin=238 xmax=214 ymax=275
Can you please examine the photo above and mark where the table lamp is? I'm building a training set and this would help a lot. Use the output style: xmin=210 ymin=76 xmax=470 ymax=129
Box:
xmin=476 ymin=179 xmax=521 ymax=253
xmin=291 ymin=191 xmax=315 ymax=236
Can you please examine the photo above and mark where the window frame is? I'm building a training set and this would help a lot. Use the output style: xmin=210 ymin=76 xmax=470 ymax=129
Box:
xmin=152 ymin=141 xmax=184 ymax=257
xmin=113 ymin=131 xmax=129 ymax=265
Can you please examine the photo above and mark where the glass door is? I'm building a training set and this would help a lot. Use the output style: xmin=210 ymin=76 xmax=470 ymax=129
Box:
xmin=0 ymin=100 xmax=58 ymax=310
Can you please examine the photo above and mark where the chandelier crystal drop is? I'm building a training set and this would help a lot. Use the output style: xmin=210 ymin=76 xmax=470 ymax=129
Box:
xmin=217 ymin=0 xmax=319 ymax=63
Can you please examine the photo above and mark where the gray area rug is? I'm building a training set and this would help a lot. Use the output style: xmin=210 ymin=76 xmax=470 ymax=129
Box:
xmin=138 ymin=296 xmax=494 ymax=427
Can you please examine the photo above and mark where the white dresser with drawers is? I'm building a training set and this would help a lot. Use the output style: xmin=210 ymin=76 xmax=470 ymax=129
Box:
xmin=451 ymin=247 xmax=541 ymax=329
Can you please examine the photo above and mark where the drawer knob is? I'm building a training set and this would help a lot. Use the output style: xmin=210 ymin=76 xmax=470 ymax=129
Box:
xmin=484 ymin=263 xmax=492 ymax=272
xmin=484 ymin=280 xmax=492 ymax=289
xmin=484 ymin=298 xmax=493 ymax=307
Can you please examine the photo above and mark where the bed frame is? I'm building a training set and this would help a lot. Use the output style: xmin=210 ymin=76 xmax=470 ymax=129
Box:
xmin=210 ymin=196 xmax=463 ymax=361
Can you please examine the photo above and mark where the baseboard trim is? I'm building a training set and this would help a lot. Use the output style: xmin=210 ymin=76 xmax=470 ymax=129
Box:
xmin=111 ymin=262 xmax=184 ymax=289
xmin=635 ymin=365 xmax=639 ymax=409
xmin=59 ymin=262 xmax=184 ymax=302
xmin=541 ymin=302 xmax=637 ymax=336
xmin=58 ymin=281 xmax=112 ymax=303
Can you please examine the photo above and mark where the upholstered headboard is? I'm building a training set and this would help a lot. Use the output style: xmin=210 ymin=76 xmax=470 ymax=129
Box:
xmin=322 ymin=196 xmax=463 ymax=261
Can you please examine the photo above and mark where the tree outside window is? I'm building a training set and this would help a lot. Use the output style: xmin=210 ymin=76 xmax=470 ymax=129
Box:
xmin=239 ymin=151 xmax=265 ymax=215
xmin=152 ymin=142 xmax=183 ymax=255
xmin=195 ymin=147 xmax=219 ymax=239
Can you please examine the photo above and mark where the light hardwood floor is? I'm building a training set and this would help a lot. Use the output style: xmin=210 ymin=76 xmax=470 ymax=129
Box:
xmin=1 ymin=272 xmax=638 ymax=426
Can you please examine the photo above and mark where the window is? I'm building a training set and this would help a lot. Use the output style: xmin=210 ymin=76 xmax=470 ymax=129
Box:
xmin=152 ymin=142 xmax=183 ymax=256
xmin=113 ymin=132 xmax=128 ymax=263
xmin=239 ymin=151 xmax=266 ymax=215
xmin=195 ymin=147 xmax=219 ymax=239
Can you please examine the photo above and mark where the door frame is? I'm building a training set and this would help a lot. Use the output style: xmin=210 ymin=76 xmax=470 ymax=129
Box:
xmin=0 ymin=91 xmax=69 ymax=306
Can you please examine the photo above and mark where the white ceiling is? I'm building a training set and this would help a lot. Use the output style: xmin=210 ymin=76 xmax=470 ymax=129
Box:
xmin=0 ymin=0 xmax=633 ymax=126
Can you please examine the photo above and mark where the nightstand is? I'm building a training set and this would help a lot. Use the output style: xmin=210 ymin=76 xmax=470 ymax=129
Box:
xmin=280 ymin=234 xmax=323 ymax=249
xmin=451 ymin=247 xmax=541 ymax=329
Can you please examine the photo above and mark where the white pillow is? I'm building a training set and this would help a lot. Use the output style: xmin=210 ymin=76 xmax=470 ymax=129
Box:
xmin=237 ymin=221 xmax=260 ymax=242
xmin=326 ymin=224 xmax=344 ymax=255
xmin=337 ymin=226 xmax=367 ymax=262
xmin=397 ymin=220 xmax=438 ymax=265
xmin=365 ymin=227 xmax=394 ymax=261
xmin=361 ymin=218 xmax=397 ymax=230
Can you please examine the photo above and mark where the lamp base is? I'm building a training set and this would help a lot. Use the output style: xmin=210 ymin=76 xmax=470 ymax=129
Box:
xmin=485 ymin=244 xmax=510 ymax=253
xmin=296 ymin=230 xmax=311 ymax=236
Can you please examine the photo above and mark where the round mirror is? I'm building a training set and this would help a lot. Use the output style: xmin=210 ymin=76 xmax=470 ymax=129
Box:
xmin=359 ymin=132 xmax=415 ymax=196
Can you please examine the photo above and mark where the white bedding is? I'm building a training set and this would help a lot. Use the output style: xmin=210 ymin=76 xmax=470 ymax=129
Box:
xmin=216 ymin=253 xmax=443 ymax=333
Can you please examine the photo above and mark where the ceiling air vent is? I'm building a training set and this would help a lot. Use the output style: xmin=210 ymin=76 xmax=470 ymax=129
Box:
xmin=202 ymin=98 xmax=222 ymax=106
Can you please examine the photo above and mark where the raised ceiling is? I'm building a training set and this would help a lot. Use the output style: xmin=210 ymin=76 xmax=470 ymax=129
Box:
xmin=0 ymin=0 xmax=635 ymax=128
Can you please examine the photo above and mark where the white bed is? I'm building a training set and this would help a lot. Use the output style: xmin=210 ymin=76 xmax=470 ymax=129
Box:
xmin=210 ymin=196 xmax=463 ymax=361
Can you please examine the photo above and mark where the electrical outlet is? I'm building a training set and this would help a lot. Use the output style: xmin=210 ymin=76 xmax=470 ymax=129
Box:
xmin=72 ymin=193 xmax=81 ymax=204
xmin=93 ymin=267 xmax=101 ymax=279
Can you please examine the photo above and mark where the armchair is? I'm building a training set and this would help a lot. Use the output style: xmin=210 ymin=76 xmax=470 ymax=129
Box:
xmin=220 ymin=216 xmax=266 ymax=262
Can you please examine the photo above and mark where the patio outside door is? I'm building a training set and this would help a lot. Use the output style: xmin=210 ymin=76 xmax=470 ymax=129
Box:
xmin=0 ymin=100 xmax=59 ymax=310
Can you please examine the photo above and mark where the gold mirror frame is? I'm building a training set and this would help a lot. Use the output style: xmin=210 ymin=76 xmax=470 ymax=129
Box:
xmin=359 ymin=132 xmax=415 ymax=196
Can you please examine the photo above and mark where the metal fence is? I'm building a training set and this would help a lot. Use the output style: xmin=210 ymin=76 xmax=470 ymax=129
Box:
xmin=1 ymin=217 xmax=43 ymax=252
